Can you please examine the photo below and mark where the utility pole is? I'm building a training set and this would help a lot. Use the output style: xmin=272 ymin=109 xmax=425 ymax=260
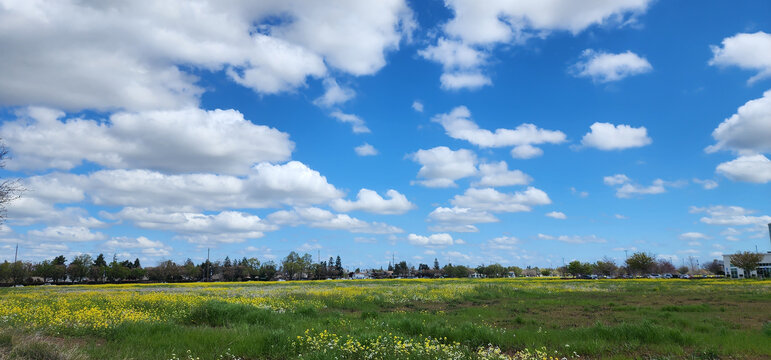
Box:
xmin=624 ymin=250 xmax=628 ymax=261
xmin=14 ymin=243 xmax=18 ymax=263
xmin=206 ymin=248 xmax=210 ymax=282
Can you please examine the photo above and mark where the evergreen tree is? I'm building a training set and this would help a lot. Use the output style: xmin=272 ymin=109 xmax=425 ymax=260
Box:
xmin=433 ymin=258 xmax=440 ymax=270
xmin=94 ymin=254 xmax=107 ymax=268
xmin=52 ymin=255 xmax=66 ymax=266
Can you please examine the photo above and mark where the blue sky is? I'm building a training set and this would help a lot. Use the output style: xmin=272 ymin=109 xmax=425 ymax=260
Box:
xmin=0 ymin=0 xmax=770 ymax=269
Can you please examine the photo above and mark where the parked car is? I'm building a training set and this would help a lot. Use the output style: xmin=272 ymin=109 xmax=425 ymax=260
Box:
xmin=662 ymin=273 xmax=673 ymax=279
xmin=647 ymin=274 xmax=661 ymax=279
xmin=680 ymin=274 xmax=691 ymax=279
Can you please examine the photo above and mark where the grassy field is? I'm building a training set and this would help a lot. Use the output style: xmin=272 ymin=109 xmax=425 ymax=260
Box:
xmin=0 ymin=279 xmax=769 ymax=360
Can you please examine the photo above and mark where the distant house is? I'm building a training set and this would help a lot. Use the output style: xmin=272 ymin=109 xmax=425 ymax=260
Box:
xmin=470 ymin=272 xmax=485 ymax=279
xmin=723 ymin=253 xmax=771 ymax=278
xmin=351 ymin=272 xmax=369 ymax=280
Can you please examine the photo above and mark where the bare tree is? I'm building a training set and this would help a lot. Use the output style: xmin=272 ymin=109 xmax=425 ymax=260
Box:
xmin=0 ymin=141 xmax=22 ymax=223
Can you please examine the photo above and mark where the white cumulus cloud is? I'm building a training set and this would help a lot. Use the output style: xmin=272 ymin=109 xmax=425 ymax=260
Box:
xmin=408 ymin=233 xmax=455 ymax=248
xmin=716 ymin=154 xmax=771 ymax=183
xmin=0 ymin=0 xmax=415 ymax=111
xmin=331 ymin=189 xmax=414 ymax=215
xmin=474 ymin=161 xmax=532 ymax=187
xmin=709 ymin=31 xmax=771 ymax=84
xmin=546 ymin=211 xmax=567 ymax=219
xmin=581 ymin=122 xmax=652 ymax=150
xmin=410 ymin=146 xmax=477 ymax=188
xmin=451 ymin=187 xmax=551 ymax=213
xmin=1 ymin=107 xmax=294 ymax=174
xmin=268 ymin=207 xmax=402 ymax=234
xmin=572 ymin=50 xmax=652 ymax=83
xmin=432 ymin=106 xmax=566 ymax=149
xmin=707 ymin=90 xmax=771 ymax=155
xmin=354 ymin=143 xmax=378 ymax=156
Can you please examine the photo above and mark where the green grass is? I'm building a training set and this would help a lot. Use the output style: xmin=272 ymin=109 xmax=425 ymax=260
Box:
xmin=0 ymin=279 xmax=769 ymax=359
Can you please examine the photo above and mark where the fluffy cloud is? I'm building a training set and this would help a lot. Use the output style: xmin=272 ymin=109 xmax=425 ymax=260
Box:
xmin=18 ymin=161 xmax=343 ymax=211
xmin=571 ymin=50 xmax=652 ymax=83
xmin=354 ymin=143 xmax=378 ymax=156
xmin=709 ymin=31 xmax=771 ymax=84
xmin=331 ymin=189 xmax=414 ymax=215
xmin=410 ymin=146 xmax=477 ymax=188
xmin=7 ymin=198 xmax=104 ymax=228
xmin=716 ymin=154 xmax=771 ymax=183
xmin=427 ymin=207 xmax=499 ymax=233
xmin=545 ymin=211 xmax=567 ymax=219
xmin=451 ymin=187 xmax=551 ymax=212
xmin=103 ymin=236 xmax=172 ymax=258
xmin=432 ymin=106 xmax=566 ymax=151
xmin=691 ymin=205 xmax=771 ymax=227
xmin=486 ymin=236 xmax=519 ymax=250
xmin=419 ymin=39 xmax=491 ymax=90
xmin=109 ymin=208 xmax=276 ymax=244
xmin=313 ymin=78 xmax=356 ymax=107
xmin=707 ymin=90 xmax=771 ymax=155
xmin=603 ymin=174 xmax=675 ymax=198
xmin=2 ymin=107 xmax=293 ymax=174
xmin=0 ymin=0 xmax=414 ymax=111
xmin=439 ymin=72 xmax=492 ymax=90
xmin=412 ymin=101 xmax=424 ymax=112
xmin=419 ymin=38 xmax=488 ymax=71
xmin=268 ymin=207 xmax=402 ymax=234
xmin=420 ymin=0 xmax=651 ymax=89
xmin=329 ymin=111 xmax=371 ymax=134
xmin=442 ymin=0 xmax=651 ymax=45
xmin=473 ymin=161 xmax=532 ymax=187
xmin=603 ymin=174 xmax=632 ymax=186
xmin=27 ymin=226 xmax=106 ymax=242
xmin=407 ymin=233 xmax=455 ymax=248
xmin=510 ymin=144 xmax=544 ymax=159
xmin=581 ymin=122 xmax=652 ymax=150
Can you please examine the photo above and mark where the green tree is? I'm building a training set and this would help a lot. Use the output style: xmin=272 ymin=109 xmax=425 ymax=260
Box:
xmin=625 ymin=252 xmax=656 ymax=275
xmin=108 ymin=260 xmax=130 ymax=282
xmin=282 ymin=251 xmax=304 ymax=280
xmin=594 ymin=257 xmax=617 ymax=276
xmin=393 ymin=261 xmax=409 ymax=276
xmin=67 ymin=254 xmax=92 ymax=282
xmin=183 ymin=259 xmax=199 ymax=280
xmin=567 ymin=260 xmax=591 ymax=277
xmin=10 ymin=261 xmax=28 ymax=284
xmin=0 ymin=261 xmax=9 ymax=283
xmin=729 ymin=251 xmax=763 ymax=278
xmin=258 ymin=261 xmax=277 ymax=281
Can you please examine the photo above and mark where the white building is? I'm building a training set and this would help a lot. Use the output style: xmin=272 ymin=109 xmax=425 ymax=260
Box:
xmin=723 ymin=252 xmax=771 ymax=278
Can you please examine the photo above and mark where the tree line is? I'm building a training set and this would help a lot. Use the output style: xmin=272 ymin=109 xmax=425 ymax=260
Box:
xmin=3 ymin=249 xmax=758 ymax=286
